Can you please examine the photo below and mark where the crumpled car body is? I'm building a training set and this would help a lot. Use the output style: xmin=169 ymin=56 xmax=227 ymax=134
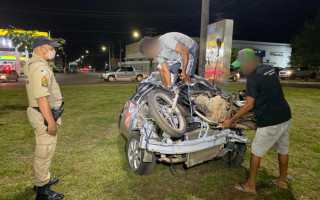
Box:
xmin=119 ymin=72 xmax=256 ymax=175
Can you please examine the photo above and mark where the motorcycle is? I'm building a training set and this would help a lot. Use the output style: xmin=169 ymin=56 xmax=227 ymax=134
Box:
xmin=119 ymin=72 xmax=257 ymax=175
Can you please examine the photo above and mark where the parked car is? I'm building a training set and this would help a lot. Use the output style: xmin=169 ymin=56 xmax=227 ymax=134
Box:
xmin=69 ymin=65 xmax=78 ymax=74
xmin=101 ymin=66 xmax=148 ymax=82
xmin=0 ymin=69 xmax=19 ymax=82
xmin=119 ymin=72 xmax=256 ymax=175
xmin=230 ymin=67 xmax=240 ymax=81
xmin=0 ymin=63 xmax=13 ymax=71
xmin=80 ymin=67 xmax=89 ymax=72
xmin=316 ymin=68 xmax=320 ymax=80
xmin=279 ymin=67 xmax=318 ymax=80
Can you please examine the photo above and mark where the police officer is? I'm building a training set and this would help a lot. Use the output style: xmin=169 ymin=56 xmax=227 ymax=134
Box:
xmin=25 ymin=36 xmax=64 ymax=200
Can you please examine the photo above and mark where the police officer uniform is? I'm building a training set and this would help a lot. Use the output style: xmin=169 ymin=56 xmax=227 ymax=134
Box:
xmin=25 ymin=36 xmax=64 ymax=200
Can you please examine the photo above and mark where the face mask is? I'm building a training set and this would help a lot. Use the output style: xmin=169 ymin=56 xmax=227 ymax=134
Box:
xmin=44 ymin=48 xmax=56 ymax=60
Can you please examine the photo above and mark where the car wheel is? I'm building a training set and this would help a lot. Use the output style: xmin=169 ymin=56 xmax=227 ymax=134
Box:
xmin=310 ymin=73 xmax=316 ymax=79
xmin=136 ymin=75 xmax=143 ymax=82
xmin=126 ymin=131 xmax=155 ymax=175
xmin=108 ymin=76 xmax=115 ymax=82
xmin=15 ymin=76 xmax=19 ymax=82
xmin=233 ymin=76 xmax=238 ymax=82
xmin=290 ymin=74 xmax=296 ymax=80
xmin=223 ymin=143 xmax=247 ymax=168
xmin=280 ymin=77 xmax=285 ymax=80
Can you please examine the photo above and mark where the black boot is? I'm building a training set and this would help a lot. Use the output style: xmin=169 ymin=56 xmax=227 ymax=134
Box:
xmin=35 ymin=185 xmax=64 ymax=200
xmin=34 ymin=178 xmax=59 ymax=192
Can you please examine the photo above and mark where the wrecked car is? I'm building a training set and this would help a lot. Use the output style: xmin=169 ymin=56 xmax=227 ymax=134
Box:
xmin=119 ymin=72 xmax=257 ymax=175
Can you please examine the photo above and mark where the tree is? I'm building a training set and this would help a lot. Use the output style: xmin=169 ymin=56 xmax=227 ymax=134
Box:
xmin=231 ymin=48 xmax=240 ymax=64
xmin=290 ymin=11 xmax=320 ymax=68
xmin=4 ymin=25 xmax=66 ymax=53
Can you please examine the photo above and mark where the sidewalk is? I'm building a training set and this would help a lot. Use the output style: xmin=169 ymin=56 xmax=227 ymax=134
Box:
xmin=232 ymin=78 xmax=320 ymax=88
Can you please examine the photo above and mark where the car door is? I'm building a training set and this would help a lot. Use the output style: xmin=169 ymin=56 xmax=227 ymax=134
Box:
xmin=117 ymin=67 xmax=128 ymax=79
xmin=11 ymin=70 xmax=17 ymax=80
xmin=126 ymin=66 xmax=135 ymax=79
xmin=295 ymin=68 xmax=303 ymax=77
xmin=300 ymin=66 xmax=308 ymax=77
xmin=8 ymin=70 xmax=13 ymax=80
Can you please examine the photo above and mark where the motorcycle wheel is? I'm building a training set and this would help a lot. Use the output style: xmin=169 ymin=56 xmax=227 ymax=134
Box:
xmin=126 ymin=131 xmax=155 ymax=175
xmin=223 ymin=143 xmax=247 ymax=168
xmin=147 ymin=89 xmax=186 ymax=138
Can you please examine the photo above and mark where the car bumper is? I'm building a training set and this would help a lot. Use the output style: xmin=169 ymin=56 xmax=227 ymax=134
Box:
xmin=279 ymin=74 xmax=291 ymax=78
xmin=140 ymin=129 xmax=249 ymax=155
xmin=100 ymin=74 xmax=107 ymax=79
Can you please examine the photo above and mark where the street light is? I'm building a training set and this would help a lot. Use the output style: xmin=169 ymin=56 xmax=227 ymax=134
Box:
xmin=86 ymin=50 xmax=89 ymax=54
xmin=102 ymin=46 xmax=106 ymax=51
xmin=133 ymin=31 xmax=140 ymax=38
xmin=81 ymin=55 xmax=84 ymax=58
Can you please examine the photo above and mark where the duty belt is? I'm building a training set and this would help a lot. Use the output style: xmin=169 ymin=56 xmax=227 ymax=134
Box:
xmin=33 ymin=101 xmax=64 ymax=127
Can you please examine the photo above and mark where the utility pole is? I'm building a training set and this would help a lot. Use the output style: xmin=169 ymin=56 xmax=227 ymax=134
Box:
xmin=92 ymin=54 xmax=95 ymax=68
xmin=119 ymin=40 xmax=122 ymax=64
xmin=112 ymin=43 xmax=115 ymax=68
xmin=64 ymin=54 xmax=67 ymax=69
xmin=215 ymin=13 xmax=225 ymax=22
xmin=108 ymin=44 xmax=111 ymax=71
xmin=145 ymin=28 xmax=157 ymax=37
xmin=199 ymin=0 xmax=210 ymax=77
xmin=15 ymin=45 xmax=21 ymax=76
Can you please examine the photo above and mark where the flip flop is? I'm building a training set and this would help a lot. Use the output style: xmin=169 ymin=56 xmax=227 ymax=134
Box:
xmin=234 ymin=183 xmax=256 ymax=194
xmin=270 ymin=179 xmax=288 ymax=189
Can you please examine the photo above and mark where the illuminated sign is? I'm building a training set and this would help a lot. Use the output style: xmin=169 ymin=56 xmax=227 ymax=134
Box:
xmin=0 ymin=29 xmax=49 ymax=38
xmin=270 ymin=51 xmax=283 ymax=57
xmin=0 ymin=56 xmax=26 ymax=61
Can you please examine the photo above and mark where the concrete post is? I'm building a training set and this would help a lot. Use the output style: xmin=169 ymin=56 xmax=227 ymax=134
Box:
xmin=199 ymin=0 xmax=210 ymax=77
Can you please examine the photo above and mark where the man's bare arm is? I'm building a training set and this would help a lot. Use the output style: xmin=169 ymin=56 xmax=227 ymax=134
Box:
xmin=222 ymin=96 xmax=255 ymax=128
xmin=37 ymin=97 xmax=57 ymax=135
xmin=175 ymin=43 xmax=189 ymax=79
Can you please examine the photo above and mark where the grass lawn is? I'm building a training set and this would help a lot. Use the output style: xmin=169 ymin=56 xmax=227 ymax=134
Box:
xmin=0 ymin=83 xmax=319 ymax=200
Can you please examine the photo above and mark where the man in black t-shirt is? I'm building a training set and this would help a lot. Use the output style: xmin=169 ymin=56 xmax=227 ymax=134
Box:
xmin=222 ymin=48 xmax=291 ymax=193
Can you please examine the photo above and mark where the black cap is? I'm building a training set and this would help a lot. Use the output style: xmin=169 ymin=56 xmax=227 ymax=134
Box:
xmin=32 ymin=36 xmax=61 ymax=49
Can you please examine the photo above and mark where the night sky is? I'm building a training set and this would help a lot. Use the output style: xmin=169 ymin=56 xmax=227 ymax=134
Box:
xmin=0 ymin=0 xmax=319 ymax=62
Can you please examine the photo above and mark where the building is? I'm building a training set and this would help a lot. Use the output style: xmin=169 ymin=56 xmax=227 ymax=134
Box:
xmin=232 ymin=40 xmax=291 ymax=69
xmin=124 ymin=37 xmax=292 ymax=73
xmin=0 ymin=29 xmax=49 ymax=75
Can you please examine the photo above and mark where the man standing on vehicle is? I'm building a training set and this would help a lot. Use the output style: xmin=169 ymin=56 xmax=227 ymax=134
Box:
xmin=222 ymin=48 xmax=291 ymax=193
xmin=139 ymin=32 xmax=198 ymax=89
xmin=25 ymin=36 xmax=64 ymax=200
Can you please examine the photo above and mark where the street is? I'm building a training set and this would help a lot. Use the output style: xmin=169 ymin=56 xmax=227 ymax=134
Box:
xmin=0 ymin=72 xmax=135 ymax=89
xmin=1 ymin=72 xmax=319 ymax=89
